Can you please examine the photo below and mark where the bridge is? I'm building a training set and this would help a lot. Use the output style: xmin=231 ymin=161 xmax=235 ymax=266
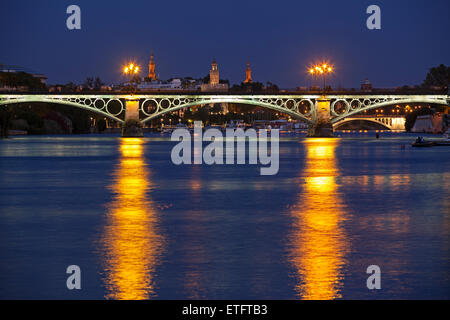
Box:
xmin=333 ymin=115 xmax=406 ymax=131
xmin=0 ymin=94 xmax=448 ymax=136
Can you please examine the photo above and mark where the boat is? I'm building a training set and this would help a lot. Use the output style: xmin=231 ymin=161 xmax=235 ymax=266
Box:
xmin=412 ymin=134 xmax=450 ymax=147
xmin=411 ymin=141 xmax=435 ymax=147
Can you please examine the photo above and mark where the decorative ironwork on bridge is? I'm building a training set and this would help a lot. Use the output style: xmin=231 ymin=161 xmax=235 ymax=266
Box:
xmin=0 ymin=94 xmax=127 ymax=123
xmin=327 ymin=95 xmax=448 ymax=123
xmin=138 ymin=95 xmax=318 ymax=124
xmin=0 ymin=94 xmax=448 ymax=127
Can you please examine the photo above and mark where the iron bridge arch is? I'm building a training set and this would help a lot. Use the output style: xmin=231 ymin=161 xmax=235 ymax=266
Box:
xmin=329 ymin=95 xmax=448 ymax=123
xmin=333 ymin=118 xmax=393 ymax=130
xmin=138 ymin=95 xmax=317 ymax=125
xmin=0 ymin=95 xmax=126 ymax=123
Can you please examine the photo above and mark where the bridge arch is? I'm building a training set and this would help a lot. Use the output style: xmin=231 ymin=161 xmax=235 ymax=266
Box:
xmin=140 ymin=97 xmax=315 ymax=125
xmin=333 ymin=118 xmax=392 ymax=130
xmin=0 ymin=96 xmax=125 ymax=123
xmin=331 ymin=97 xmax=448 ymax=124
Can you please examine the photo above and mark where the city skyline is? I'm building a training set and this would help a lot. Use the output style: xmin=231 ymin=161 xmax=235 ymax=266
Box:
xmin=1 ymin=0 xmax=449 ymax=88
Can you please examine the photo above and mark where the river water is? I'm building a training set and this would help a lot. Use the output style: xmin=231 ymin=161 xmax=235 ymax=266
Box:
xmin=0 ymin=132 xmax=449 ymax=299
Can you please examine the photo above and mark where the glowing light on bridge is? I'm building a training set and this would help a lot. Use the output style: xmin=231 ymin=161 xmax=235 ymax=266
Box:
xmin=123 ymin=62 xmax=140 ymax=75
xmin=123 ymin=62 xmax=141 ymax=93
xmin=308 ymin=62 xmax=334 ymax=90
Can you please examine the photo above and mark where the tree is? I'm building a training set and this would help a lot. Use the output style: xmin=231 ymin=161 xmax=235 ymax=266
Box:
xmin=422 ymin=64 xmax=449 ymax=90
xmin=83 ymin=77 xmax=104 ymax=91
xmin=83 ymin=77 xmax=94 ymax=90
xmin=265 ymin=82 xmax=279 ymax=93
xmin=192 ymin=106 xmax=210 ymax=124
xmin=230 ymin=81 xmax=264 ymax=93
xmin=63 ymin=82 xmax=77 ymax=92
xmin=0 ymin=71 xmax=46 ymax=91
xmin=230 ymin=84 xmax=243 ymax=92
xmin=93 ymin=77 xmax=104 ymax=90
xmin=249 ymin=82 xmax=264 ymax=92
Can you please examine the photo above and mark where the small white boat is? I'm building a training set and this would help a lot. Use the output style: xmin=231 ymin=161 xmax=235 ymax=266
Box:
xmin=443 ymin=128 xmax=450 ymax=140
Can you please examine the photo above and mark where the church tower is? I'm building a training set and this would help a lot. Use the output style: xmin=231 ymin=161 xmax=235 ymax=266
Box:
xmin=210 ymin=59 xmax=219 ymax=86
xmin=244 ymin=61 xmax=252 ymax=83
xmin=148 ymin=53 xmax=156 ymax=80
xmin=201 ymin=58 xmax=228 ymax=92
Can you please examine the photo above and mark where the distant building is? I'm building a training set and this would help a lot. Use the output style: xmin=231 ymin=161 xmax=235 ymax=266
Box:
xmin=0 ymin=64 xmax=47 ymax=84
xmin=0 ymin=64 xmax=18 ymax=73
xmin=48 ymin=85 xmax=63 ymax=93
xmin=0 ymin=85 xmax=27 ymax=92
xmin=0 ymin=64 xmax=47 ymax=90
xmin=244 ymin=62 xmax=252 ymax=83
xmin=210 ymin=59 xmax=219 ymax=85
xmin=412 ymin=113 xmax=449 ymax=134
xmin=138 ymin=54 xmax=203 ymax=91
xmin=100 ymin=85 xmax=112 ymax=91
xmin=201 ymin=59 xmax=228 ymax=92
xmin=361 ymin=79 xmax=373 ymax=92
xmin=32 ymin=74 xmax=47 ymax=85
xmin=137 ymin=78 xmax=183 ymax=91
xmin=148 ymin=53 xmax=156 ymax=80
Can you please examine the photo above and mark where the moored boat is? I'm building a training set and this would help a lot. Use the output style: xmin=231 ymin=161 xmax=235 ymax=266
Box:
xmin=412 ymin=141 xmax=435 ymax=147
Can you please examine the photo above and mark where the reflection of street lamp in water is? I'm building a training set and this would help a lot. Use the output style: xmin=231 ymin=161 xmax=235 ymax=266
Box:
xmin=101 ymin=138 xmax=164 ymax=299
xmin=289 ymin=138 xmax=348 ymax=300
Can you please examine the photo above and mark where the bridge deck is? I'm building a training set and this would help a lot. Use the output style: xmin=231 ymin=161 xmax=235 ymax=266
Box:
xmin=0 ymin=91 xmax=448 ymax=96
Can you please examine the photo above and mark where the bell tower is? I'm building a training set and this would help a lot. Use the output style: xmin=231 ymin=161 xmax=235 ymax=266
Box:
xmin=148 ymin=53 xmax=156 ymax=80
xmin=210 ymin=59 xmax=219 ymax=86
xmin=244 ymin=61 xmax=252 ymax=83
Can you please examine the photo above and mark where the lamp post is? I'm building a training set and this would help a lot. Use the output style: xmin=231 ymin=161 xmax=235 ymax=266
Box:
xmin=123 ymin=63 xmax=140 ymax=93
xmin=309 ymin=63 xmax=333 ymax=92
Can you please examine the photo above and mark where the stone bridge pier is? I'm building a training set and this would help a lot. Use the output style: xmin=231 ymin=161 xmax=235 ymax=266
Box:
xmin=122 ymin=98 xmax=143 ymax=137
xmin=307 ymin=98 xmax=334 ymax=137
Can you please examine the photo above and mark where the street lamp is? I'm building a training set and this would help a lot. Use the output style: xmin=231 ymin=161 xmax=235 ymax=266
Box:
xmin=123 ymin=62 xmax=140 ymax=93
xmin=309 ymin=62 xmax=334 ymax=92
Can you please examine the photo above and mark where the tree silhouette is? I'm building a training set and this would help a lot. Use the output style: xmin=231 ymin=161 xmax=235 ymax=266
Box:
xmin=422 ymin=64 xmax=449 ymax=90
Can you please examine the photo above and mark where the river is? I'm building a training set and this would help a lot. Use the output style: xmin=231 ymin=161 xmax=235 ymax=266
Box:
xmin=0 ymin=132 xmax=449 ymax=299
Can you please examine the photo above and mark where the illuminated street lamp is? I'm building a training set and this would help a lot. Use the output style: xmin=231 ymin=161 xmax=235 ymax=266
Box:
xmin=309 ymin=62 xmax=334 ymax=92
xmin=123 ymin=62 xmax=140 ymax=93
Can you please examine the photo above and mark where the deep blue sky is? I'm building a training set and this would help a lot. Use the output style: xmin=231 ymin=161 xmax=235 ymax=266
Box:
xmin=1 ymin=0 xmax=449 ymax=88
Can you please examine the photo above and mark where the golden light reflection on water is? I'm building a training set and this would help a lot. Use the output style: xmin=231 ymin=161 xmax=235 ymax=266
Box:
xmin=101 ymin=138 xmax=164 ymax=300
xmin=183 ymin=166 xmax=209 ymax=299
xmin=290 ymin=138 xmax=349 ymax=300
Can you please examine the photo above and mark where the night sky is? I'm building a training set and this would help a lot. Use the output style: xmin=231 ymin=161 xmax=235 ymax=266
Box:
xmin=1 ymin=0 xmax=449 ymax=88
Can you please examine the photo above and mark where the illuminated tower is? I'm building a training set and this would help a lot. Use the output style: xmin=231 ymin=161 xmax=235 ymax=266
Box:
xmin=244 ymin=61 xmax=252 ymax=83
xmin=148 ymin=53 xmax=156 ymax=80
xmin=210 ymin=59 xmax=219 ymax=86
